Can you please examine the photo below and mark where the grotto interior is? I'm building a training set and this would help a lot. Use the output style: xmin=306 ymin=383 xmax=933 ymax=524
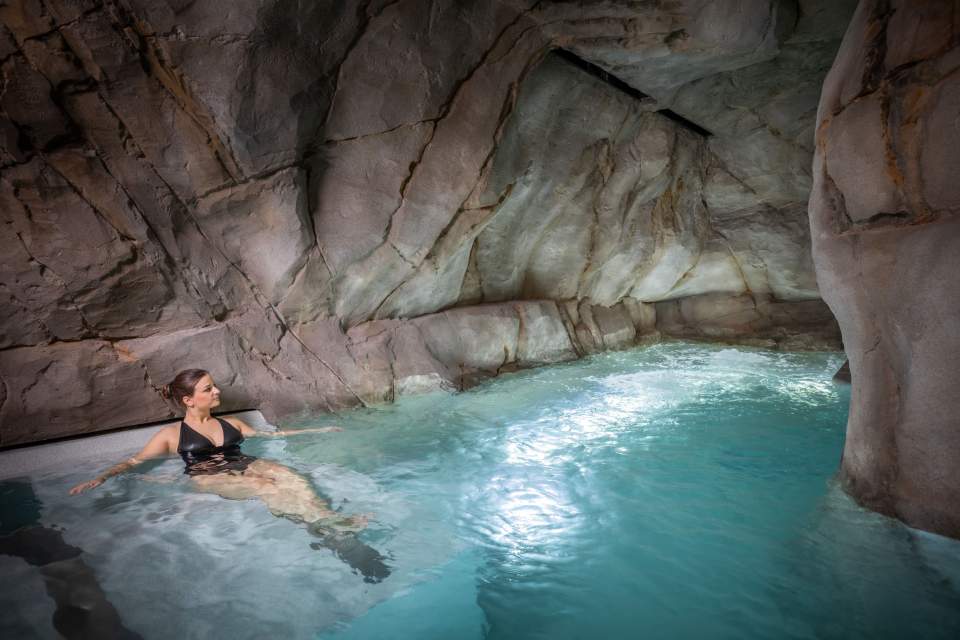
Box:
xmin=1 ymin=0 xmax=958 ymax=539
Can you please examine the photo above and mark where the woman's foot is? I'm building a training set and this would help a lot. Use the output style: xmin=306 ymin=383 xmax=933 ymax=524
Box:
xmin=308 ymin=529 xmax=392 ymax=584
xmin=308 ymin=513 xmax=369 ymax=535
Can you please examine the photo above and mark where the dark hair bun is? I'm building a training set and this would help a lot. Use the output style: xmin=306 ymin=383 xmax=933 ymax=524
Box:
xmin=161 ymin=369 xmax=210 ymax=408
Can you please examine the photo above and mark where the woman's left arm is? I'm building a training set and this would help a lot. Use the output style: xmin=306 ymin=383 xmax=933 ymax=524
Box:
xmin=225 ymin=416 xmax=342 ymax=438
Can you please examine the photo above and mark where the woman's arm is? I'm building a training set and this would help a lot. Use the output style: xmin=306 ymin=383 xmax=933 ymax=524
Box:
xmin=68 ymin=426 xmax=176 ymax=495
xmin=225 ymin=416 xmax=342 ymax=438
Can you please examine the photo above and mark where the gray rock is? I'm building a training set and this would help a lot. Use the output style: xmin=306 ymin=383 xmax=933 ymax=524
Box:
xmin=1 ymin=1 xmax=850 ymax=447
xmin=195 ymin=168 xmax=313 ymax=306
xmin=57 ymin=9 xmax=234 ymax=200
xmin=0 ymin=341 xmax=170 ymax=446
xmin=311 ymin=124 xmax=435 ymax=276
xmin=0 ymin=55 xmax=73 ymax=152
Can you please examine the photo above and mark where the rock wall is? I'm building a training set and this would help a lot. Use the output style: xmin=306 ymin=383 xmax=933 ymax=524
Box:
xmin=811 ymin=0 xmax=960 ymax=538
xmin=1 ymin=0 xmax=849 ymax=446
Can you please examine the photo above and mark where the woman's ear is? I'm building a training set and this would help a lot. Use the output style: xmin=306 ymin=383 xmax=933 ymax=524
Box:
xmin=182 ymin=395 xmax=193 ymax=408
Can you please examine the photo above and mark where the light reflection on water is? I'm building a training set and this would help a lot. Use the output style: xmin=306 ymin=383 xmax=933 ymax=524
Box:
xmin=2 ymin=342 xmax=960 ymax=640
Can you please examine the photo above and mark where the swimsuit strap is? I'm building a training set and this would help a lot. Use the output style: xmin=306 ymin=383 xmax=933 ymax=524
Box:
xmin=217 ymin=417 xmax=244 ymax=447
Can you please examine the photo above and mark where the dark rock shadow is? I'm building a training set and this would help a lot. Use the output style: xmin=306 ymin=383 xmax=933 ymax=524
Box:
xmin=0 ymin=479 xmax=143 ymax=639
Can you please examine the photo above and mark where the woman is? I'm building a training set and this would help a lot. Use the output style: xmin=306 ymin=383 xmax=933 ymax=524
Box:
xmin=69 ymin=368 xmax=390 ymax=582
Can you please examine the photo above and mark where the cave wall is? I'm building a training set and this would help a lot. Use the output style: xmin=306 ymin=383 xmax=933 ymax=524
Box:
xmin=0 ymin=0 xmax=850 ymax=446
xmin=810 ymin=0 xmax=960 ymax=538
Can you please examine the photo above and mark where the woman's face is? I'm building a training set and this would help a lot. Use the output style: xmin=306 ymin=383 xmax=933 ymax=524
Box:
xmin=184 ymin=374 xmax=221 ymax=411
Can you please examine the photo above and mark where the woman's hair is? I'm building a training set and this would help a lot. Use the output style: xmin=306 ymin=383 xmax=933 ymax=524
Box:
xmin=159 ymin=369 xmax=210 ymax=408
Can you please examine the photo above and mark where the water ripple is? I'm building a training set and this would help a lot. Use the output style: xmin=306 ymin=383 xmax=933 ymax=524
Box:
xmin=4 ymin=343 xmax=959 ymax=640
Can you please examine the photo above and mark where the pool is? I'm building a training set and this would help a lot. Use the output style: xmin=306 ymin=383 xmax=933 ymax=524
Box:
xmin=2 ymin=342 xmax=959 ymax=639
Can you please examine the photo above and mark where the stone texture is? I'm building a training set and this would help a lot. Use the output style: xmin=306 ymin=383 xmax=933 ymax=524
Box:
xmin=823 ymin=93 xmax=903 ymax=222
xmin=1 ymin=0 xmax=850 ymax=447
xmin=311 ymin=124 xmax=435 ymax=275
xmin=0 ymin=340 xmax=169 ymax=447
xmin=655 ymin=293 xmax=841 ymax=349
xmin=515 ymin=301 xmax=578 ymax=366
xmin=810 ymin=0 xmax=960 ymax=538
xmin=194 ymin=168 xmax=313 ymax=306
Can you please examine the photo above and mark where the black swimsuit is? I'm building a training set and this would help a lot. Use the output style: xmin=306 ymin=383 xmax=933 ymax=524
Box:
xmin=177 ymin=418 xmax=257 ymax=476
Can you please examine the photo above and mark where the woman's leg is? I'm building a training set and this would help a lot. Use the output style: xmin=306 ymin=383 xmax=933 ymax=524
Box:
xmin=241 ymin=459 xmax=339 ymax=524
xmin=190 ymin=459 xmax=364 ymax=528
xmin=190 ymin=460 xmax=388 ymax=582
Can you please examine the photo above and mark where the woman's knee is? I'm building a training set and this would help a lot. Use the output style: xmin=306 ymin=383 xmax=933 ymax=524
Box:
xmin=191 ymin=475 xmax=264 ymax=500
xmin=248 ymin=459 xmax=283 ymax=476
xmin=250 ymin=459 xmax=306 ymax=483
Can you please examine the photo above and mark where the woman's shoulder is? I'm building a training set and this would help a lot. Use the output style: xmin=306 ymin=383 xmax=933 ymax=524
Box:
xmin=220 ymin=415 xmax=256 ymax=436
xmin=154 ymin=422 xmax=182 ymax=441
xmin=135 ymin=421 xmax=182 ymax=457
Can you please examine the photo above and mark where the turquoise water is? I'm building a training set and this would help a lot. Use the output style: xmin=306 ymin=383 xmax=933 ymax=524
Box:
xmin=3 ymin=342 xmax=959 ymax=639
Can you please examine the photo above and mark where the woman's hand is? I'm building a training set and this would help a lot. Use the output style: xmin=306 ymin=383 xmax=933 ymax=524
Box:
xmin=269 ymin=426 xmax=343 ymax=436
xmin=247 ymin=425 xmax=344 ymax=437
xmin=66 ymin=427 xmax=173 ymax=496
xmin=69 ymin=477 xmax=104 ymax=495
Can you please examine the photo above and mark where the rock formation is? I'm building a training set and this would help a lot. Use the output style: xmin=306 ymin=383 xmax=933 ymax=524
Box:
xmin=811 ymin=0 xmax=960 ymax=538
xmin=1 ymin=0 xmax=851 ymax=446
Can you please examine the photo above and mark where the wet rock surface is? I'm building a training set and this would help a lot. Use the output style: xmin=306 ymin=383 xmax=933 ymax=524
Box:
xmin=1 ymin=0 xmax=851 ymax=445
xmin=811 ymin=0 xmax=960 ymax=538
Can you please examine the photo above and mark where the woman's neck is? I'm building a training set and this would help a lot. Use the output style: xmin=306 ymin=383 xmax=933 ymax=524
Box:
xmin=185 ymin=408 xmax=213 ymax=424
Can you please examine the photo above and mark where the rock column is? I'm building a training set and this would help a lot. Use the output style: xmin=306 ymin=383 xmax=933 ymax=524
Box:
xmin=811 ymin=0 xmax=960 ymax=537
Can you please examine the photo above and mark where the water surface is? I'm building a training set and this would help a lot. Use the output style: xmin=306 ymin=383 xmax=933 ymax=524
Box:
xmin=2 ymin=342 xmax=959 ymax=639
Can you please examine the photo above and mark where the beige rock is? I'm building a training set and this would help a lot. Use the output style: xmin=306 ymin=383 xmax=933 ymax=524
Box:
xmin=515 ymin=301 xmax=578 ymax=366
xmin=656 ymin=293 xmax=841 ymax=348
xmin=388 ymin=323 xmax=458 ymax=396
xmin=591 ymin=303 xmax=638 ymax=350
xmin=824 ymin=94 xmax=903 ymax=223
xmin=811 ymin=0 xmax=960 ymax=537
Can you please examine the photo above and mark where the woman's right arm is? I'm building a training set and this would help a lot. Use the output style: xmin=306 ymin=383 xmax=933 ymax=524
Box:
xmin=68 ymin=426 xmax=177 ymax=495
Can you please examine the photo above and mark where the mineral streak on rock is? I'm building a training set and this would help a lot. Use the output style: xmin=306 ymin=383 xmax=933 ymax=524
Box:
xmin=810 ymin=0 xmax=960 ymax=538
xmin=1 ymin=0 xmax=853 ymax=446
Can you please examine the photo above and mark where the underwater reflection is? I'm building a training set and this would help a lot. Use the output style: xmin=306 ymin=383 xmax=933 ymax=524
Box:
xmin=0 ymin=479 xmax=142 ymax=639
xmin=773 ymin=483 xmax=960 ymax=639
